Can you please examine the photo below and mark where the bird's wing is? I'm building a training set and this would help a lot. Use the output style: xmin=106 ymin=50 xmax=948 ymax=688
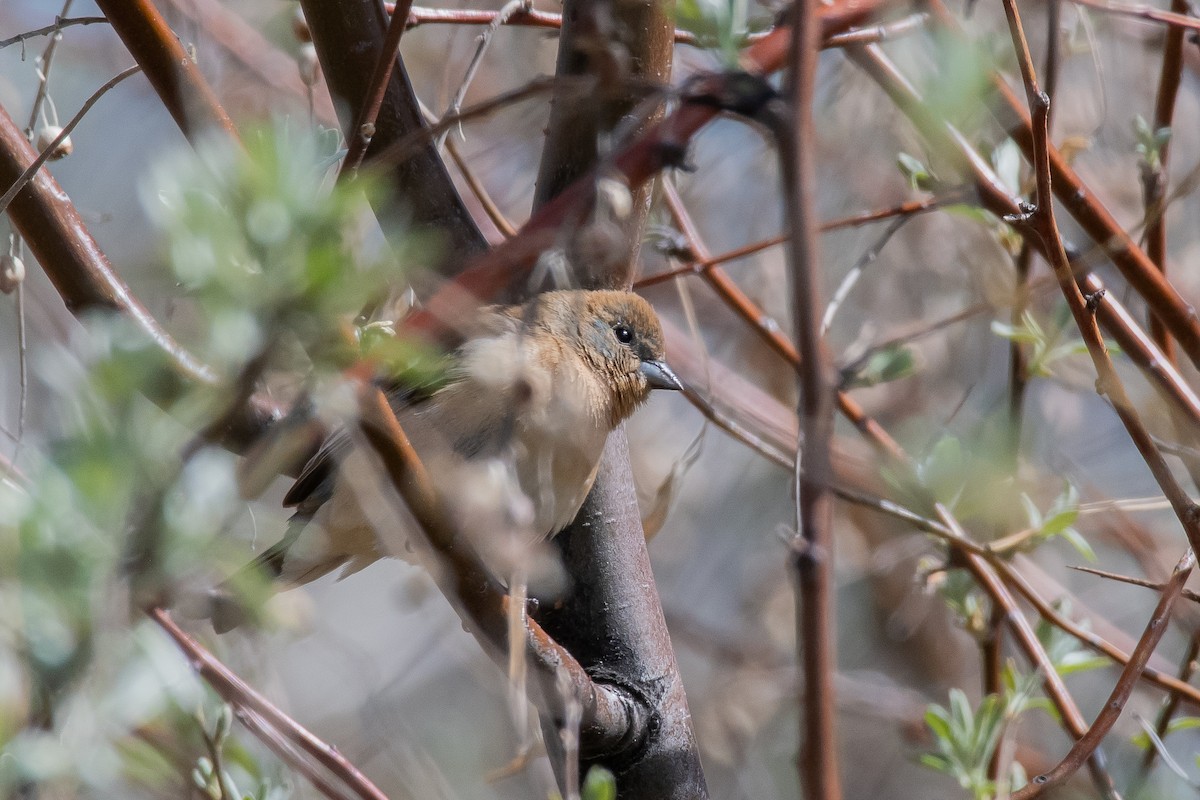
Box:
xmin=281 ymin=382 xmax=429 ymax=510
xmin=281 ymin=304 xmax=525 ymax=510
xmin=281 ymin=428 xmax=348 ymax=509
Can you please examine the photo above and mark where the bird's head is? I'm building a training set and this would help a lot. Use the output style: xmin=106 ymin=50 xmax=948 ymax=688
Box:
xmin=535 ymin=290 xmax=682 ymax=426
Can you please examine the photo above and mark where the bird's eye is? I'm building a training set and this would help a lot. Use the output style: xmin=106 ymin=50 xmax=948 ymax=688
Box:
xmin=613 ymin=324 xmax=634 ymax=344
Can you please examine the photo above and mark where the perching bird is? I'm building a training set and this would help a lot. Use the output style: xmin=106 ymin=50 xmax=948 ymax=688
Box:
xmin=210 ymin=289 xmax=681 ymax=631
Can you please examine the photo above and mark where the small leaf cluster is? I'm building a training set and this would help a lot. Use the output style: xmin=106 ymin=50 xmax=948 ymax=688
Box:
xmin=674 ymin=0 xmax=768 ymax=66
xmin=921 ymin=689 xmax=1020 ymax=800
xmin=1133 ymin=115 xmax=1171 ymax=173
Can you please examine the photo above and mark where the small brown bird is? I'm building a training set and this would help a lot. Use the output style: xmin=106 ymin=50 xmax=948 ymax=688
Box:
xmin=211 ymin=290 xmax=680 ymax=630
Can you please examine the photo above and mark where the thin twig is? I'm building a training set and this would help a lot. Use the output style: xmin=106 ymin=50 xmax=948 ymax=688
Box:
xmin=148 ymin=608 xmax=390 ymax=800
xmin=0 ymin=65 xmax=142 ymax=217
xmin=822 ymin=12 xmax=930 ymax=46
xmin=436 ymin=0 xmax=531 ymax=151
xmin=0 ymin=15 xmax=108 ymax=50
xmin=1142 ymin=0 xmax=1190 ymax=364
xmin=1068 ymin=564 xmax=1200 ymax=605
xmin=1140 ymin=630 xmax=1200 ymax=775
xmin=1069 ymin=0 xmax=1200 ymax=32
xmin=1012 ymin=551 xmax=1195 ymax=798
xmin=340 ymin=0 xmax=415 ymax=177
xmin=820 ymin=215 xmax=908 ymax=335
xmin=26 ymin=0 xmax=74 ymax=136
xmin=635 ymin=190 xmax=964 ymax=289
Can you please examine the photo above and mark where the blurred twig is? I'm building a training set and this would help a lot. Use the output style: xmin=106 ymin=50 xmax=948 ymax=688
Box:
xmin=0 ymin=65 xmax=142 ymax=216
xmin=1140 ymin=630 xmax=1200 ymax=777
xmin=779 ymin=0 xmax=842 ymax=792
xmin=1011 ymin=551 xmax=1194 ymax=798
xmin=1141 ymin=0 xmax=1189 ymax=364
xmin=149 ymin=608 xmax=389 ymax=800
xmin=94 ymin=0 xmax=239 ymax=143
xmin=1069 ymin=0 xmax=1200 ymax=32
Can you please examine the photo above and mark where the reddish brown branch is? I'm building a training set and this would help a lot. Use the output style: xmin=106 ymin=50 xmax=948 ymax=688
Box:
xmin=1011 ymin=551 xmax=1195 ymax=798
xmin=925 ymin=0 xmax=1200 ymax=371
xmin=781 ymin=0 xmax=842 ymax=794
xmin=149 ymin=608 xmax=389 ymax=800
xmin=93 ymin=0 xmax=239 ymax=143
xmin=0 ymin=104 xmax=212 ymax=386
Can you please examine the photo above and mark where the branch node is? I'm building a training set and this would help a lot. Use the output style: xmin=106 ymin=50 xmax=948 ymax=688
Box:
xmin=1084 ymin=289 xmax=1106 ymax=312
xmin=1033 ymin=89 xmax=1051 ymax=116
xmin=1002 ymin=200 xmax=1037 ymax=225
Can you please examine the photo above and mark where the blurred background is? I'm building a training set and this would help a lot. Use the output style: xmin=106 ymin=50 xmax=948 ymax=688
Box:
xmin=4 ymin=0 xmax=1200 ymax=798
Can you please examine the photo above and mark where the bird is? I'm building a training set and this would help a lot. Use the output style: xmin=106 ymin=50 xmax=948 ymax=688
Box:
xmin=209 ymin=289 xmax=681 ymax=631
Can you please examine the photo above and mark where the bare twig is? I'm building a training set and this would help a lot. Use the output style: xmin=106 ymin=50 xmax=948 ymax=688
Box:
xmin=822 ymin=12 xmax=929 ymax=46
xmin=340 ymin=0 xmax=414 ymax=177
xmin=436 ymin=0 xmax=532 ymax=151
xmin=1011 ymin=551 xmax=1195 ymax=798
xmin=0 ymin=65 xmax=142 ymax=216
xmin=1069 ymin=0 xmax=1200 ymax=32
xmin=779 ymin=0 xmax=841 ymax=795
xmin=820 ymin=216 xmax=908 ymax=335
xmin=149 ymin=608 xmax=389 ymax=800
xmin=0 ymin=16 xmax=109 ymax=51
xmin=1141 ymin=630 xmax=1200 ymax=775
xmin=1068 ymin=564 xmax=1200 ymax=605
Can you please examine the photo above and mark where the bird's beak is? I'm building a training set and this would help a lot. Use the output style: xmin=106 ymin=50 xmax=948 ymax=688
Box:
xmin=640 ymin=360 xmax=683 ymax=391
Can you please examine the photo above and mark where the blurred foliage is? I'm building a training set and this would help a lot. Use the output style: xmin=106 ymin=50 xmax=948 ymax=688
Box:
xmin=580 ymin=765 xmax=617 ymax=800
xmin=674 ymin=0 xmax=770 ymax=66
xmin=0 ymin=121 xmax=426 ymax=796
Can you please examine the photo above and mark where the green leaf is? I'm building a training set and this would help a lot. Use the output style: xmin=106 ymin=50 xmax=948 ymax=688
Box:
xmin=1059 ymin=528 xmax=1097 ymax=562
xmin=925 ymin=707 xmax=953 ymax=743
xmin=844 ymin=345 xmax=919 ymax=389
xmin=1132 ymin=716 xmax=1200 ymax=748
xmin=581 ymin=766 xmax=617 ymax=800
xmin=897 ymin=152 xmax=936 ymax=191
